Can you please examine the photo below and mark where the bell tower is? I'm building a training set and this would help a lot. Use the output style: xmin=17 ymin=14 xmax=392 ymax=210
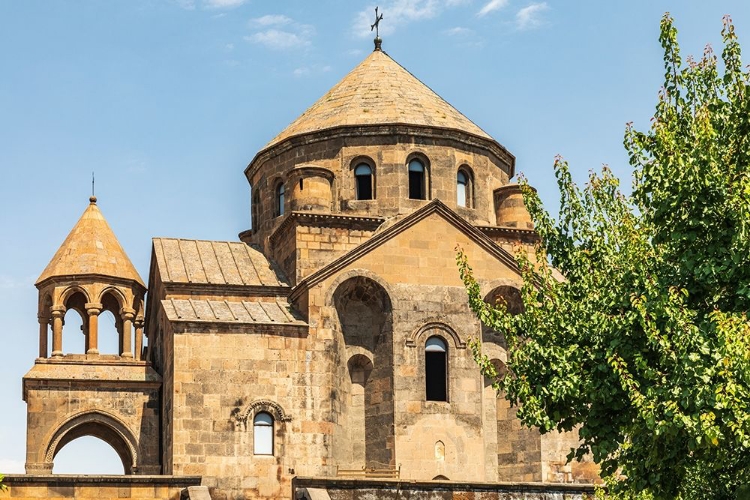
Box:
xmin=24 ymin=196 xmax=162 ymax=475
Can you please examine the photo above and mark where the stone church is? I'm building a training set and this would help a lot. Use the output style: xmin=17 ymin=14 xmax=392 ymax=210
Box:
xmin=8 ymin=38 xmax=599 ymax=500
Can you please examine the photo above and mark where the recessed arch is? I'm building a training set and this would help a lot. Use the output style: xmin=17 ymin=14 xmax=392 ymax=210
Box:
xmin=347 ymin=354 xmax=374 ymax=385
xmin=406 ymin=154 xmax=430 ymax=200
xmin=482 ymin=285 xmax=524 ymax=347
xmin=41 ymin=410 xmax=138 ymax=474
xmin=324 ymin=269 xmax=395 ymax=309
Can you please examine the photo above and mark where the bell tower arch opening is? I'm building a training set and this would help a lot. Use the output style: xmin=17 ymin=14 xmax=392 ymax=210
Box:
xmin=44 ymin=411 xmax=139 ymax=474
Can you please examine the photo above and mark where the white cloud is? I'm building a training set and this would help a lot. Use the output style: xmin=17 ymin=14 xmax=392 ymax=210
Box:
xmin=246 ymin=15 xmax=314 ymax=50
xmin=516 ymin=2 xmax=549 ymax=30
xmin=293 ymin=65 xmax=332 ymax=78
xmin=0 ymin=458 xmax=25 ymax=473
xmin=225 ymin=43 xmax=234 ymax=51
xmin=444 ymin=26 xmax=473 ymax=36
xmin=477 ymin=0 xmax=508 ymax=17
xmin=352 ymin=0 xmax=469 ymax=38
xmin=249 ymin=14 xmax=293 ymax=28
xmin=246 ymin=29 xmax=312 ymax=50
xmin=204 ymin=0 xmax=248 ymax=8
xmin=175 ymin=0 xmax=248 ymax=9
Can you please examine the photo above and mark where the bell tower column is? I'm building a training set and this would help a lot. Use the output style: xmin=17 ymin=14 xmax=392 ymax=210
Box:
xmin=38 ymin=315 xmax=49 ymax=358
xmin=134 ymin=317 xmax=144 ymax=361
xmin=121 ymin=308 xmax=135 ymax=358
xmin=50 ymin=306 xmax=65 ymax=357
xmin=85 ymin=303 xmax=102 ymax=355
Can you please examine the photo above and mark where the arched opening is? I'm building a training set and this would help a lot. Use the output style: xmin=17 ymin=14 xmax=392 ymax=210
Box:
xmin=62 ymin=291 xmax=87 ymax=355
xmin=274 ymin=181 xmax=285 ymax=217
xmin=457 ymin=167 xmax=473 ymax=208
xmin=333 ymin=276 xmax=394 ymax=468
xmin=482 ymin=286 xmax=524 ymax=348
xmin=100 ymin=291 xmax=124 ymax=355
xmin=53 ymin=436 xmax=125 ymax=474
xmin=354 ymin=163 xmax=373 ymax=200
xmin=46 ymin=413 xmax=137 ymax=474
xmin=408 ymin=158 xmax=426 ymax=200
xmin=425 ymin=336 xmax=448 ymax=402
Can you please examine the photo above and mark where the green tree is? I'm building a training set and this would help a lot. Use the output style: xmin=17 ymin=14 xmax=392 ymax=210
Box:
xmin=459 ymin=13 xmax=750 ymax=500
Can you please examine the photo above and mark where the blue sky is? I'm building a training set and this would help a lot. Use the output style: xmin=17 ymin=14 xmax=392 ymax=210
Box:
xmin=1 ymin=0 xmax=749 ymax=474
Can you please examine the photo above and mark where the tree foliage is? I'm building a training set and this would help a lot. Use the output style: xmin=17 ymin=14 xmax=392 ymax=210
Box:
xmin=459 ymin=13 xmax=750 ymax=499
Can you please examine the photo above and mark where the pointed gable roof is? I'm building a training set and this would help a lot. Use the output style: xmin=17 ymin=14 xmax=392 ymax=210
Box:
xmin=264 ymin=50 xmax=493 ymax=150
xmin=36 ymin=197 xmax=145 ymax=287
xmin=289 ymin=199 xmax=521 ymax=302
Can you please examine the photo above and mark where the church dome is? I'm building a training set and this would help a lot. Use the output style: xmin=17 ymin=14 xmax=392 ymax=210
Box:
xmin=262 ymin=49 xmax=493 ymax=151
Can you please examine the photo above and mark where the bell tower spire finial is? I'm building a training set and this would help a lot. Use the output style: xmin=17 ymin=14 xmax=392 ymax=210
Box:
xmin=371 ymin=6 xmax=384 ymax=51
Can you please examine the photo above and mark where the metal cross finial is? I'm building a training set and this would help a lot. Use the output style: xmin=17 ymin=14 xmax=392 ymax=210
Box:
xmin=371 ymin=6 xmax=384 ymax=50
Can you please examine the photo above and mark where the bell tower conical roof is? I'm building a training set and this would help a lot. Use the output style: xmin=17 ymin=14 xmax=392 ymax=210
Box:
xmin=263 ymin=49 xmax=493 ymax=150
xmin=36 ymin=197 xmax=145 ymax=287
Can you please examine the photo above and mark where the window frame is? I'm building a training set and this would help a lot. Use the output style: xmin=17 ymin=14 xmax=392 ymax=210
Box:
xmin=408 ymin=157 xmax=428 ymax=200
xmin=253 ymin=411 xmax=274 ymax=456
xmin=354 ymin=163 xmax=374 ymax=200
xmin=456 ymin=166 xmax=473 ymax=208
xmin=274 ymin=181 xmax=285 ymax=217
xmin=425 ymin=335 xmax=448 ymax=402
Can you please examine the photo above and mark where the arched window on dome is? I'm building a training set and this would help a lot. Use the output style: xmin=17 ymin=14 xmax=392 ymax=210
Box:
xmin=425 ymin=336 xmax=448 ymax=402
xmin=408 ymin=159 xmax=426 ymax=200
xmin=457 ymin=168 xmax=472 ymax=208
xmin=274 ymin=182 xmax=285 ymax=217
xmin=355 ymin=163 xmax=373 ymax=200
xmin=253 ymin=412 xmax=274 ymax=455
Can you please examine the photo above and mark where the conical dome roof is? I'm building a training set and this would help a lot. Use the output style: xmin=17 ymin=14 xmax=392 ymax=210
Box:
xmin=36 ymin=197 xmax=145 ymax=287
xmin=264 ymin=49 xmax=493 ymax=149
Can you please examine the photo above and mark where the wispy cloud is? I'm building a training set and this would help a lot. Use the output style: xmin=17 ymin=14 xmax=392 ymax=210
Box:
xmin=352 ymin=1 xmax=469 ymax=38
xmin=246 ymin=15 xmax=315 ymax=50
xmin=205 ymin=0 xmax=248 ymax=8
xmin=444 ymin=26 xmax=473 ymax=36
xmin=516 ymin=2 xmax=549 ymax=30
xmin=293 ymin=65 xmax=332 ymax=78
xmin=249 ymin=14 xmax=293 ymax=28
xmin=246 ymin=29 xmax=312 ymax=50
xmin=175 ymin=0 xmax=248 ymax=9
xmin=477 ymin=0 xmax=508 ymax=17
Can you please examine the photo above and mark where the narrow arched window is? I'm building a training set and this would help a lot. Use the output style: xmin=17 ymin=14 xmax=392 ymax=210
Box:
xmin=251 ymin=187 xmax=259 ymax=230
xmin=408 ymin=159 xmax=426 ymax=200
xmin=253 ymin=412 xmax=274 ymax=455
xmin=355 ymin=164 xmax=373 ymax=200
xmin=274 ymin=183 xmax=285 ymax=217
xmin=457 ymin=171 xmax=468 ymax=207
xmin=425 ymin=336 xmax=447 ymax=401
